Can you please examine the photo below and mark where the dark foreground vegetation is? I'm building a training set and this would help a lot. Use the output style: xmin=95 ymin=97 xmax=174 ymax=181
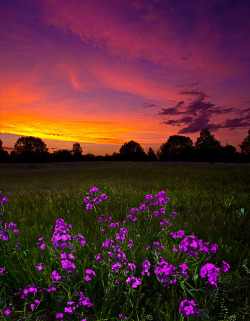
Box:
xmin=1 ymin=128 xmax=250 ymax=163
xmin=0 ymin=162 xmax=249 ymax=320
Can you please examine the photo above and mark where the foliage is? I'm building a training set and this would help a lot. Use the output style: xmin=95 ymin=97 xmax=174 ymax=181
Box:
xmin=147 ymin=147 xmax=157 ymax=161
xmin=119 ymin=140 xmax=146 ymax=161
xmin=158 ymin=135 xmax=193 ymax=161
xmin=195 ymin=129 xmax=221 ymax=161
xmin=72 ymin=143 xmax=83 ymax=160
xmin=239 ymin=129 xmax=250 ymax=155
xmin=14 ymin=136 xmax=48 ymax=154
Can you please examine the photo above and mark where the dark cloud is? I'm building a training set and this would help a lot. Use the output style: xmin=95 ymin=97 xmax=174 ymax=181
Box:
xmin=163 ymin=116 xmax=193 ymax=126
xmin=143 ymin=102 xmax=157 ymax=108
xmin=178 ymin=115 xmax=220 ymax=134
xmin=222 ymin=117 xmax=250 ymax=129
xmin=180 ymin=90 xmax=207 ymax=98
xmin=160 ymin=87 xmax=250 ymax=133
xmin=158 ymin=101 xmax=184 ymax=115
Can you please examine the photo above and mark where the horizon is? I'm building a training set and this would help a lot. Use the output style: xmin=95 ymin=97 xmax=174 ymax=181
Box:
xmin=1 ymin=0 xmax=250 ymax=154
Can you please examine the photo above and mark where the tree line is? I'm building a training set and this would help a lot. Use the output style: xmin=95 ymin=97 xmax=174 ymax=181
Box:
xmin=0 ymin=128 xmax=250 ymax=163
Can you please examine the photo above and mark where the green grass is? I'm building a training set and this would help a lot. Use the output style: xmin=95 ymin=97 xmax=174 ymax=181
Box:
xmin=0 ymin=161 xmax=249 ymax=320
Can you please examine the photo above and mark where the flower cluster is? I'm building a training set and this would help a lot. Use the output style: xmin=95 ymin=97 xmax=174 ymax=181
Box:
xmin=200 ymin=263 xmax=220 ymax=290
xmin=171 ymin=231 xmax=217 ymax=256
xmin=179 ymin=299 xmax=201 ymax=318
xmin=0 ymin=188 xmax=233 ymax=320
xmin=84 ymin=187 xmax=108 ymax=210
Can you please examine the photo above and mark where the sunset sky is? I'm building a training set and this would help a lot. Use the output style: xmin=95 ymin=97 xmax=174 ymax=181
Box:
xmin=0 ymin=0 xmax=250 ymax=155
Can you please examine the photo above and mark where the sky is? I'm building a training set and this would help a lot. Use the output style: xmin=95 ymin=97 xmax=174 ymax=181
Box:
xmin=0 ymin=0 xmax=250 ymax=155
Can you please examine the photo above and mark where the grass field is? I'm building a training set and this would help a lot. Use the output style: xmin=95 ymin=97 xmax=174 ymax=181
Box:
xmin=0 ymin=162 xmax=249 ymax=320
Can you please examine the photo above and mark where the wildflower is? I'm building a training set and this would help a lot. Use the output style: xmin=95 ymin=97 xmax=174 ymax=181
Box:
xmin=86 ymin=203 xmax=93 ymax=210
xmin=3 ymin=308 xmax=11 ymax=315
xmin=84 ymin=269 xmax=96 ymax=281
xmin=13 ymin=229 xmax=19 ymax=234
xmin=89 ymin=187 xmax=98 ymax=194
xmin=37 ymin=237 xmax=46 ymax=250
xmin=126 ymin=276 xmax=141 ymax=288
xmin=51 ymin=270 xmax=61 ymax=281
xmin=222 ymin=261 xmax=230 ymax=272
xmin=56 ymin=313 xmax=64 ymax=319
xmin=15 ymin=243 xmax=20 ymax=248
xmin=128 ymin=239 xmax=133 ymax=248
xmin=64 ymin=306 xmax=73 ymax=314
xmin=0 ymin=268 xmax=5 ymax=275
xmin=142 ymin=259 xmax=151 ymax=276
xmin=30 ymin=304 xmax=35 ymax=310
xmin=179 ymin=299 xmax=200 ymax=317
xmin=200 ymin=263 xmax=220 ymax=290
xmin=100 ymin=193 xmax=108 ymax=200
xmin=119 ymin=314 xmax=128 ymax=319
xmin=36 ymin=263 xmax=43 ymax=271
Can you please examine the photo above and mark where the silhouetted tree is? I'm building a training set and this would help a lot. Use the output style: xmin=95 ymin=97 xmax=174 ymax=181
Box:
xmin=72 ymin=143 xmax=83 ymax=160
xmin=239 ymin=129 xmax=250 ymax=156
xmin=14 ymin=136 xmax=48 ymax=162
xmin=119 ymin=140 xmax=146 ymax=161
xmin=147 ymin=147 xmax=157 ymax=161
xmin=218 ymin=144 xmax=236 ymax=163
xmin=195 ymin=129 xmax=221 ymax=162
xmin=157 ymin=135 xmax=193 ymax=161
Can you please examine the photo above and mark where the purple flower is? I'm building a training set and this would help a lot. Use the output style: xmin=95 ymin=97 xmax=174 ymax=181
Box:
xmin=200 ymin=263 xmax=220 ymax=290
xmin=0 ymin=267 xmax=5 ymax=275
xmin=51 ymin=270 xmax=61 ymax=281
xmin=86 ymin=203 xmax=93 ymax=210
xmin=37 ymin=237 xmax=46 ymax=250
xmin=36 ymin=263 xmax=43 ymax=271
xmin=179 ymin=299 xmax=200 ymax=317
xmin=142 ymin=259 xmax=151 ymax=276
xmin=222 ymin=261 xmax=230 ymax=272
xmin=3 ymin=308 xmax=11 ymax=315
xmin=89 ymin=187 xmax=98 ymax=194
xmin=126 ymin=276 xmax=141 ymax=288
xmin=56 ymin=313 xmax=64 ymax=319
xmin=100 ymin=193 xmax=108 ymax=200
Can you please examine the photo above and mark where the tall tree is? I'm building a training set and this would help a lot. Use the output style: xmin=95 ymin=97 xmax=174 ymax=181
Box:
xmin=14 ymin=136 xmax=48 ymax=153
xmin=147 ymin=147 xmax=157 ymax=161
xmin=157 ymin=135 xmax=193 ymax=161
xmin=119 ymin=140 xmax=146 ymax=161
xmin=239 ymin=129 xmax=250 ymax=155
xmin=72 ymin=143 xmax=83 ymax=160
xmin=195 ymin=128 xmax=221 ymax=161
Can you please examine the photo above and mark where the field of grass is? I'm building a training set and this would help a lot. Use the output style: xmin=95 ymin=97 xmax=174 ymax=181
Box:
xmin=0 ymin=162 xmax=249 ymax=320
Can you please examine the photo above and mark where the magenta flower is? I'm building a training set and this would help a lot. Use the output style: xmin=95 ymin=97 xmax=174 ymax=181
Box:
xmin=179 ymin=299 xmax=200 ymax=317
xmin=56 ymin=313 xmax=64 ymax=319
xmin=36 ymin=263 xmax=43 ymax=271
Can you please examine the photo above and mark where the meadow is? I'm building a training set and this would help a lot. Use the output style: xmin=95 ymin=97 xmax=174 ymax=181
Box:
xmin=0 ymin=161 xmax=249 ymax=320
